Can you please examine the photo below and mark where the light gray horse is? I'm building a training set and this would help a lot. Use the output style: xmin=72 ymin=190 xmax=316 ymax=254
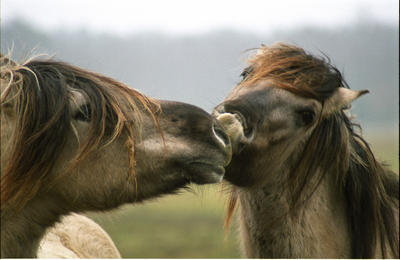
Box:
xmin=214 ymin=43 xmax=399 ymax=258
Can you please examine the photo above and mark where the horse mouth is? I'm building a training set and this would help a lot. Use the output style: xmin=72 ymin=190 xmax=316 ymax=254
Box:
xmin=186 ymin=161 xmax=225 ymax=184
xmin=214 ymin=111 xmax=254 ymax=153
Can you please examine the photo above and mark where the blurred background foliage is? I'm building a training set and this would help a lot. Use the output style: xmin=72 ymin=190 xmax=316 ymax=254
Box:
xmin=2 ymin=13 xmax=398 ymax=257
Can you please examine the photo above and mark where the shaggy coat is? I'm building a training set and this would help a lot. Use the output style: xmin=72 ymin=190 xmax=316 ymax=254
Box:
xmin=215 ymin=43 xmax=399 ymax=258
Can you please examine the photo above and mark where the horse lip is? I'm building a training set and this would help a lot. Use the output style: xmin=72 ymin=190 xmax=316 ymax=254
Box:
xmin=231 ymin=110 xmax=248 ymax=130
xmin=216 ymin=109 xmax=252 ymax=138
xmin=230 ymin=111 xmax=255 ymax=140
xmin=214 ymin=110 xmax=254 ymax=155
xmin=223 ymin=147 xmax=232 ymax=166
xmin=188 ymin=161 xmax=225 ymax=176
xmin=186 ymin=161 xmax=226 ymax=184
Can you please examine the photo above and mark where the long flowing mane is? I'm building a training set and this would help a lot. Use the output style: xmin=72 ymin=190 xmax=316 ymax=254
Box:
xmin=227 ymin=43 xmax=399 ymax=258
xmin=0 ymin=54 xmax=160 ymax=212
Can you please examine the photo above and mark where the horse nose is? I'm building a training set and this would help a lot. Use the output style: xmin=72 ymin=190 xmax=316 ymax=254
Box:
xmin=212 ymin=121 xmax=231 ymax=152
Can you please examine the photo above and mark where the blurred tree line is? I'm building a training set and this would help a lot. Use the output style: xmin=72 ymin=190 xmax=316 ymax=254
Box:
xmin=1 ymin=18 xmax=398 ymax=127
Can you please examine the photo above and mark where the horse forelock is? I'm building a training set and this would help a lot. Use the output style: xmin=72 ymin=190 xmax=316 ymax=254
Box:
xmin=238 ymin=42 xmax=344 ymax=101
xmin=0 ymin=57 xmax=159 ymax=212
xmin=227 ymin=44 xmax=399 ymax=258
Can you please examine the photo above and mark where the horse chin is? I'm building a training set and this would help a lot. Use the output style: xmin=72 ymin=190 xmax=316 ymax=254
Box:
xmin=222 ymin=158 xmax=257 ymax=187
xmin=223 ymin=173 xmax=252 ymax=187
xmin=186 ymin=162 xmax=225 ymax=184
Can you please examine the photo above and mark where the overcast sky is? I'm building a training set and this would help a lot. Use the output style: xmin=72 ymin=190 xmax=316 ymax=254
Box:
xmin=2 ymin=0 xmax=398 ymax=35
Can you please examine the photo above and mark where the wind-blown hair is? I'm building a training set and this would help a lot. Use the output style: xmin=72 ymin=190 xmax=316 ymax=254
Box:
xmin=227 ymin=43 xmax=399 ymax=258
xmin=0 ymin=54 xmax=159 ymax=212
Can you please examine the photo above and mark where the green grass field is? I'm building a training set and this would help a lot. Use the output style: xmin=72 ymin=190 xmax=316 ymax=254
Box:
xmin=89 ymin=186 xmax=240 ymax=258
xmin=88 ymin=131 xmax=398 ymax=258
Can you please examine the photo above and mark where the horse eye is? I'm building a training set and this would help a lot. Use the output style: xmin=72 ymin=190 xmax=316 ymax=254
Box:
xmin=74 ymin=104 xmax=92 ymax=122
xmin=240 ymin=70 xmax=249 ymax=80
xmin=299 ymin=110 xmax=315 ymax=125
xmin=240 ymin=66 xmax=253 ymax=80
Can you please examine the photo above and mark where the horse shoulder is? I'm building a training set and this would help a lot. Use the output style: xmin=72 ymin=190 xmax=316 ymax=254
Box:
xmin=37 ymin=213 xmax=121 ymax=258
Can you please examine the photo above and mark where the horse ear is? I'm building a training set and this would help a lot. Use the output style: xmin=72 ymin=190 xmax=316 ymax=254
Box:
xmin=256 ymin=44 xmax=267 ymax=55
xmin=1 ymin=55 xmax=19 ymax=112
xmin=0 ymin=54 xmax=17 ymax=67
xmin=323 ymin=87 xmax=369 ymax=116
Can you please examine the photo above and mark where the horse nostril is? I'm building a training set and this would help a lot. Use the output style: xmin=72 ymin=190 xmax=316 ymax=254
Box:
xmin=212 ymin=122 xmax=230 ymax=148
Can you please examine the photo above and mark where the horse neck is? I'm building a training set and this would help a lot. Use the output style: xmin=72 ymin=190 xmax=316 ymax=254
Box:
xmin=1 ymin=194 xmax=67 ymax=257
xmin=236 ymin=167 xmax=352 ymax=258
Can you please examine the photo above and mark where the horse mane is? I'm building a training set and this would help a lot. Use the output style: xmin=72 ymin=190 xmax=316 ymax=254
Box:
xmin=0 ymin=54 xmax=160 ymax=212
xmin=226 ymin=43 xmax=399 ymax=258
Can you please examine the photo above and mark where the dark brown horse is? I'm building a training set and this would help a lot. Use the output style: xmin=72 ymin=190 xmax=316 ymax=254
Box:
xmin=214 ymin=43 xmax=399 ymax=258
xmin=0 ymin=55 xmax=231 ymax=257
